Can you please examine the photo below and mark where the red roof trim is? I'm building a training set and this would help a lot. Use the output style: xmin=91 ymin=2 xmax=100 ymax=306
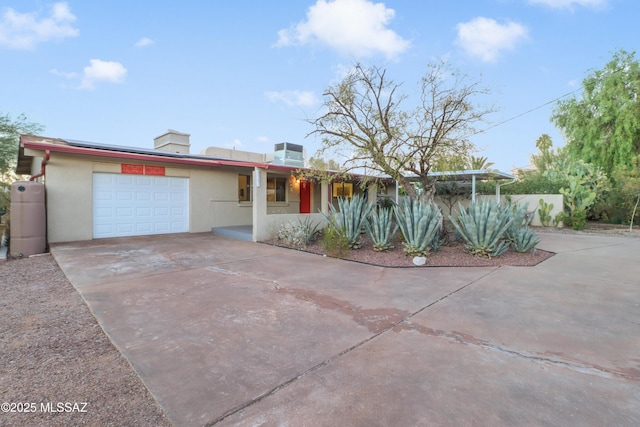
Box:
xmin=21 ymin=137 xmax=309 ymax=173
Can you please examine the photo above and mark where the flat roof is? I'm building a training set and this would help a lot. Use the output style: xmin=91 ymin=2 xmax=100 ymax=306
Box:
xmin=17 ymin=135 xmax=304 ymax=174
xmin=424 ymin=169 xmax=515 ymax=181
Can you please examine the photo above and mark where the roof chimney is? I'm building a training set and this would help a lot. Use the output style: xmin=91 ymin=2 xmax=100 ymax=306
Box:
xmin=154 ymin=129 xmax=190 ymax=154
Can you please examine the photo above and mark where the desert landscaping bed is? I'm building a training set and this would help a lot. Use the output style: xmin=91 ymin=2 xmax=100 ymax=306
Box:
xmin=271 ymin=230 xmax=553 ymax=267
xmin=270 ymin=222 xmax=640 ymax=267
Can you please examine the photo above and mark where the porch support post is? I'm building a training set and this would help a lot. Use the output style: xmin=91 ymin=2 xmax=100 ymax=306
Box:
xmin=367 ymin=182 xmax=377 ymax=206
xmin=252 ymin=167 xmax=268 ymax=242
xmin=320 ymin=182 xmax=330 ymax=215
xmin=471 ymin=174 xmax=476 ymax=203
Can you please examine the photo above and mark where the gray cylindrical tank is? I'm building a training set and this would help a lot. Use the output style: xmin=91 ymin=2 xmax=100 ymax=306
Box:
xmin=10 ymin=181 xmax=46 ymax=258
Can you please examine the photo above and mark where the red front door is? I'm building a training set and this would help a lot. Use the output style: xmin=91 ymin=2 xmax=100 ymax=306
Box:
xmin=299 ymin=180 xmax=311 ymax=214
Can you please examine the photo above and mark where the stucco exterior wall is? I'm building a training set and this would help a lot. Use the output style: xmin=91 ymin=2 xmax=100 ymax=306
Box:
xmin=311 ymin=182 xmax=322 ymax=214
xmin=44 ymin=154 xmax=94 ymax=242
xmin=266 ymin=175 xmax=300 ymax=215
xmin=500 ymin=194 xmax=564 ymax=227
xmin=206 ymin=167 xmax=253 ymax=227
xmin=38 ymin=152 xmax=259 ymax=243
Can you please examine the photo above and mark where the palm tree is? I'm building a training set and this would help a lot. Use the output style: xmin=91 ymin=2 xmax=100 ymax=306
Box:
xmin=468 ymin=155 xmax=495 ymax=170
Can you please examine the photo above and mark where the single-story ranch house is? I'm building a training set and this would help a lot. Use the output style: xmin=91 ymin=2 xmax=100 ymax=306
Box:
xmin=16 ymin=130 xmax=391 ymax=244
xmin=17 ymin=130 xmax=543 ymax=246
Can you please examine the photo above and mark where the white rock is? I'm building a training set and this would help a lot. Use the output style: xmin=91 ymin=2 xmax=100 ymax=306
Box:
xmin=413 ymin=256 xmax=427 ymax=266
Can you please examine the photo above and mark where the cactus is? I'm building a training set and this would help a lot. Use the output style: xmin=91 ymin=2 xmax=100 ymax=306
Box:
xmin=538 ymin=199 xmax=554 ymax=227
xmin=364 ymin=206 xmax=398 ymax=252
xmin=394 ymin=198 xmax=442 ymax=257
xmin=449 ymin=199 xmax=512 ymax=258
xmin=510 ymin=227 xmax=541 ymax=253
xmin=322 ymin=194 xmax=374 ymax=249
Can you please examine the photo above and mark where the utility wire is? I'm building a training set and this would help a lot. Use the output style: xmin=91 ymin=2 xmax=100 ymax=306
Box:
xmin=469 ymin=63 xmax=630 ymax=138
xmin=467 ymin=86 xmax=583 ymax=138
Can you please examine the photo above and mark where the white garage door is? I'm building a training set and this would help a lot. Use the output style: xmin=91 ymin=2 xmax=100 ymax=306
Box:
xmin=93 ymin=173 xmax=189 ymax=238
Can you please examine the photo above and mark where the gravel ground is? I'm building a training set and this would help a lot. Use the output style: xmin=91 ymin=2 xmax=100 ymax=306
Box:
xmin=301 ymin=236 xmax=554 ymax=267
xmin=0 ymin=254 xmax=171 ymax=427
xmin=279 ymin=230 xmax=553 ymax=267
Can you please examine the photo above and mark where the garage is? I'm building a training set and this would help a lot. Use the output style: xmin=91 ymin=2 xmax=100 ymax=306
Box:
xmin=93 ymin=173 xmax=189 ymax=238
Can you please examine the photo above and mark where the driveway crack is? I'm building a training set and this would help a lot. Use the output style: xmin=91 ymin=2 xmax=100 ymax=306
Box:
xmin=395 ymin=322 xmax=638 ymax=381
xmin=206 ymin=266 xmax=500 ymax=425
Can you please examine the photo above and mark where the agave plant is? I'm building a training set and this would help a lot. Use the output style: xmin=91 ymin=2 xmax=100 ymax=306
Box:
xmin=510 ymin=227 xmax=541 ymax=253
xmin=449 ymin=199 xmax=512 ymax=258
xmin=322 ymin=194 xmax=374 ymax=249
xmin=504 ymin=201 xmax=536 ymax=243
xmin=364 ymin=206 xmax=398 ymax=252
xmin=394 ymin=198 xmax=442 ymax=257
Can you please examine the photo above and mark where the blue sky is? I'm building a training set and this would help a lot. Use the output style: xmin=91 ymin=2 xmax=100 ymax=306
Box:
xmin=1 ymin=0 xmax=638 ymax=172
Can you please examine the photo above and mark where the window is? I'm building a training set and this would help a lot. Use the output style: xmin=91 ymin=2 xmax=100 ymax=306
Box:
xmin=267 ymin=177 xmax=287 ymax=202
xmin=238 ymin=174 xmax=251 ymax=201
xmin=332 ymin=182 xmax=353 ymax=198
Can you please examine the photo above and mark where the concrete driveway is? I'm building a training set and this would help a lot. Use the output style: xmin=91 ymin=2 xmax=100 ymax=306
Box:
xmin=51 ymin=232 xmax=640 ymax=426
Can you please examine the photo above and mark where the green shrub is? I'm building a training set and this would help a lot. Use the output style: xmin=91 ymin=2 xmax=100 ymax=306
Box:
xmin=320 ymin=226 xmax=350 ymax=258
xmin=364 ymin=207 xmax=398 ymax=252
xmin=275 ymin=222 xmax=307 ymax=249
xmin=571 ymin=209 xmax=587 ymax=230
xmin=274 ymin=217 xmax=320 ymax=249
xmin=449 ymin=199 xmax=512 ymax=258
xmin=555 ymin=211 xmax=571 ymax=228
xmin=510 ymin=228 xmax=541 ymax=253
xmin=394 ymin=198 xmax=442 ymax=257
xmin=322 ymin=194 xmax=374 ymax=249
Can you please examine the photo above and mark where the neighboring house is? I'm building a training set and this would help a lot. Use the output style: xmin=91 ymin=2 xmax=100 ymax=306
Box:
xmin=16 ymin=130 xmax=382 ymax=244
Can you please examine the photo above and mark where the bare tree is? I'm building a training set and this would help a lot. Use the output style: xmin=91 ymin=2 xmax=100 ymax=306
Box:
xmin=308 ymin=61 xmax=495 ymax=201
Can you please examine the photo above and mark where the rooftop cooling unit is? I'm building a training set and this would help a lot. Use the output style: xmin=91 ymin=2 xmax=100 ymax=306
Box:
xmin=272 ymin=142 xmax=304 ymax=167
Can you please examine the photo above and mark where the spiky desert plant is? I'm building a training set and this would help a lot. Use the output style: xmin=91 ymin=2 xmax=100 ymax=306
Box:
xmin=364 ymin=206 xmax=398 ymax=252
xmin=504 ymin=201 xmax=535 ymax=243
xmin=511 ymin=227 xmax=541 ymax=253
xmin=298 ymin=215 xmax=321 ymax=245
xmin=394 ymin=198 xmax=442 ymax=257
xmin=449 ymin=199 xmax=512 ymax=258
xmin=322 ymin=194 xmax=374 ymax=249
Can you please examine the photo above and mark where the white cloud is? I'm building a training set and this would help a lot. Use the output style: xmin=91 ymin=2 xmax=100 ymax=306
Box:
xmin=0 ymin=2 xmax=78 ymax=49
xmin=256 ymin=136 xmax=270 ymax=143
xmin=265 ymin=90 xmax=319 ymax=108
xmin=528 ymin=0 xmax=609 ymax=9
xmin=50 ymin=68 xmax=77 ymax=79
xmin=79 ymin=59 xmax=127 ymax=90
xmin=135 ymin=37 xmax=154 ymax=48
xmin=276 ymin=0 xmax=409 ymax=59
xmin=455 ymin=17 xmax=528 ymax=63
